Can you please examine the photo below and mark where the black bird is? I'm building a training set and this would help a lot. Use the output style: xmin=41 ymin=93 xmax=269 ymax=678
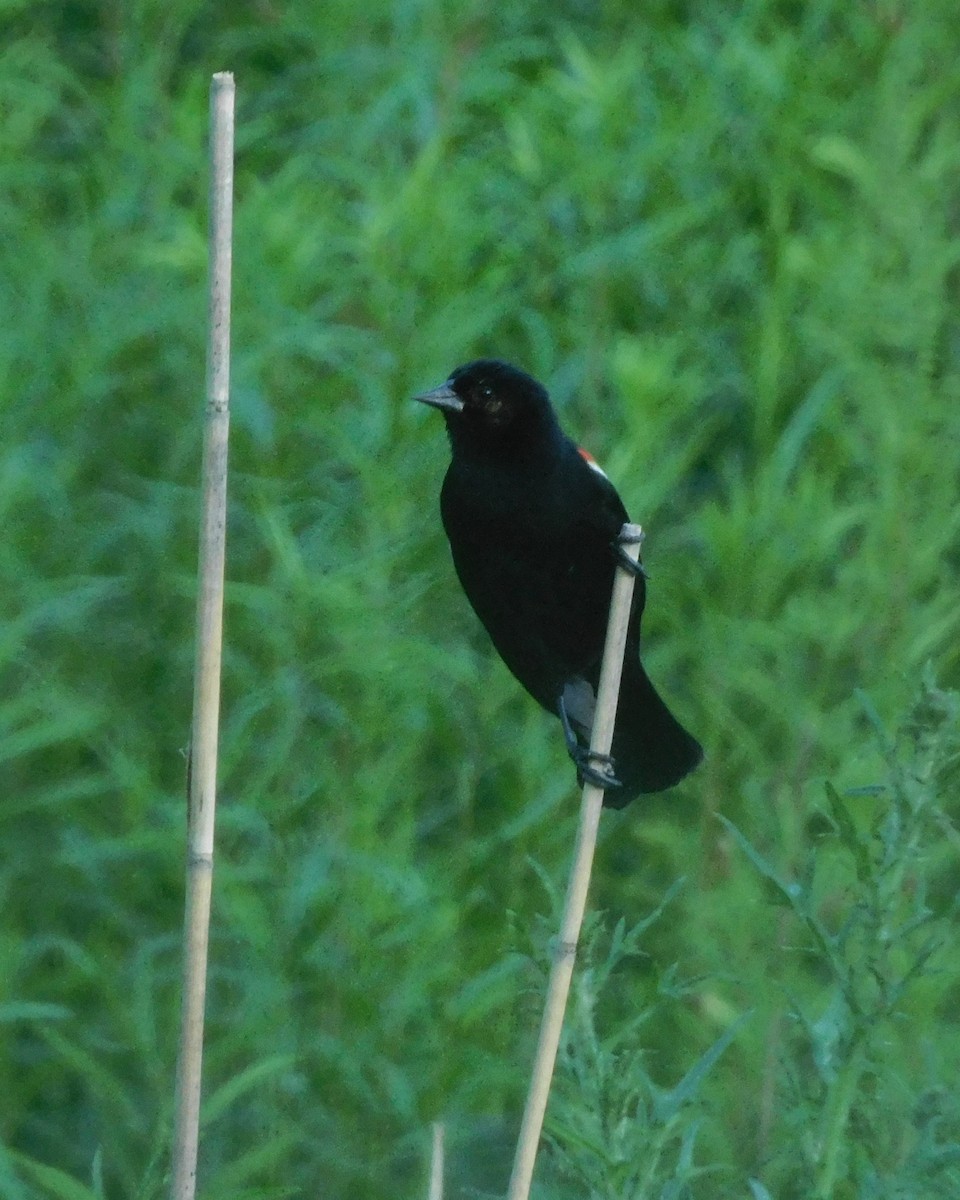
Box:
xmin=416 ymin=359 xmax=702 ymax=807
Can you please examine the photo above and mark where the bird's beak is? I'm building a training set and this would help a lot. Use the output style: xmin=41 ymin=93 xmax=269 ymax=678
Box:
xmin=414 ymin=381 xmax=464 ymax=414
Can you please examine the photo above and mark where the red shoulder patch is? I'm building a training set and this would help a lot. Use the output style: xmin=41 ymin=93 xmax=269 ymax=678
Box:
xmin=577 ymin=446 xmax=609 ymax=479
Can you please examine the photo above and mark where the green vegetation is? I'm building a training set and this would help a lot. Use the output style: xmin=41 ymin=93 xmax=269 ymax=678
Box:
xmin=2 ymin=1 xmax=958 ymax=1196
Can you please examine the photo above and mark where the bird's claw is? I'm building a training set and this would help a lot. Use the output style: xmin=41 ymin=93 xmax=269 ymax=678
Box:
xmin=572 ymin=747 xmax=623 ymax=792
xmin=612 ymin=538 xmax=649 ymax=579
xmin=557 ymin=693 xmax=622 ymax=791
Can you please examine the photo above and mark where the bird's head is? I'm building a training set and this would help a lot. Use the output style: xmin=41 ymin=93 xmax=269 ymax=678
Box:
xmin=415 ymin=359 xmax=560 ymax=458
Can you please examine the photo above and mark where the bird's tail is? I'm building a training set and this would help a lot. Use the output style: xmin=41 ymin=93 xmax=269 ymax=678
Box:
xmin=605 ymin=658 xmax=703 ymax=807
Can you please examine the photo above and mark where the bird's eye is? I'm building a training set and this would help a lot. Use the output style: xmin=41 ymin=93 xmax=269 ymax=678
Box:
xmin=472 ymin=381 xmax=505 ymax=419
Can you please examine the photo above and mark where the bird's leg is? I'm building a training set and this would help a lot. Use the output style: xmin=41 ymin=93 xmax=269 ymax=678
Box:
xmin=556 ymin=694 xmax=622 ymax=792
xmin=612 ymin=527 xmax=649 ymax=578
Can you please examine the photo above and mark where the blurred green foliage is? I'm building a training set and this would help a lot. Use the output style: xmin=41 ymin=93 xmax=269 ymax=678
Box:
xmin=1 ymin=0 xmax=959 ymax=1196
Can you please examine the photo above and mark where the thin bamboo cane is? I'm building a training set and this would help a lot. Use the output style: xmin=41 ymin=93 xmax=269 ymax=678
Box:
xmin=506 ymin=523 xmax=644 ymax=1200
xmin=170 ymin=71 xmax=234 ymax=1200
xmin=428 ymin=1122 xmax=445 ymax=1200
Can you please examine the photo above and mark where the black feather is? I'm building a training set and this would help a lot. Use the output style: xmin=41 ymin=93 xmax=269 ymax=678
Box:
xmin=417 ymin=359 xmax=702 ymax=805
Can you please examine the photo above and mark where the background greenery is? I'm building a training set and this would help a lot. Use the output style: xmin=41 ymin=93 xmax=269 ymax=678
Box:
xmin=1 ymin=0 xmax=958 ymax=1196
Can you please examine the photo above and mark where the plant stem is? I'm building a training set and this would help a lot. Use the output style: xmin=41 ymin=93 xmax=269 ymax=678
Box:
xmin=507 ymin=524 xmax=644 ymax=1200
xmin=428 ymin=1122 xmax=444 ymax=1200
xmin=170 ymin=70 xmax=234 ymax=1200
xmin=814 ymin=1039 xmax=865 ymax=1200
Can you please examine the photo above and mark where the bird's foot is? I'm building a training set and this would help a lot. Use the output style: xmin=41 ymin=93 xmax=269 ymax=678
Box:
xmin=572 ymin=746 xmax=623 ymax=792
xmin=557 ymin=693 xmax=622 ymax=791
xmin=612 ymin=527 xmax=648 ymax=578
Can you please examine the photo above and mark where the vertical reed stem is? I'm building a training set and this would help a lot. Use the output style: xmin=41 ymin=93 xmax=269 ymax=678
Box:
xmin=170 ymin=70 xmax=234 ymax=1200
xmin=507 ymin=524 xmax=644 ymax=1200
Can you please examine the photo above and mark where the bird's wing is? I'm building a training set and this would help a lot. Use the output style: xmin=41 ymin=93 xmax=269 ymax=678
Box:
xmin=440 ymin=445 xmax=643 ymax=708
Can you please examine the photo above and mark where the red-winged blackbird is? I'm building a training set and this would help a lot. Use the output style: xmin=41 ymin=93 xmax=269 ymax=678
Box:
xmin=416 ymin=359 xmax=702 ymax=807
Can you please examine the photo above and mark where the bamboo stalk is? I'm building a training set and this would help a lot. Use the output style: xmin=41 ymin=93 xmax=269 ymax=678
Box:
xmin=427 ymin=1122 xmax=444 ymax=1200
xmin=170 ymin=71 xmax=235 ymax=1200
xmin=506 ymin=523 xmax=644 ymax=1200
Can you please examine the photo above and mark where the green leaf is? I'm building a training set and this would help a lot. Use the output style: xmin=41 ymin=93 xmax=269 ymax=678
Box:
xmin=654 ymin=1010 xmax=752 ymax=1122
xmin=202 ymin=1054 xmax=298 ymax=1125
xmin=7 ymin=1153 xmax=101 ymax=1200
